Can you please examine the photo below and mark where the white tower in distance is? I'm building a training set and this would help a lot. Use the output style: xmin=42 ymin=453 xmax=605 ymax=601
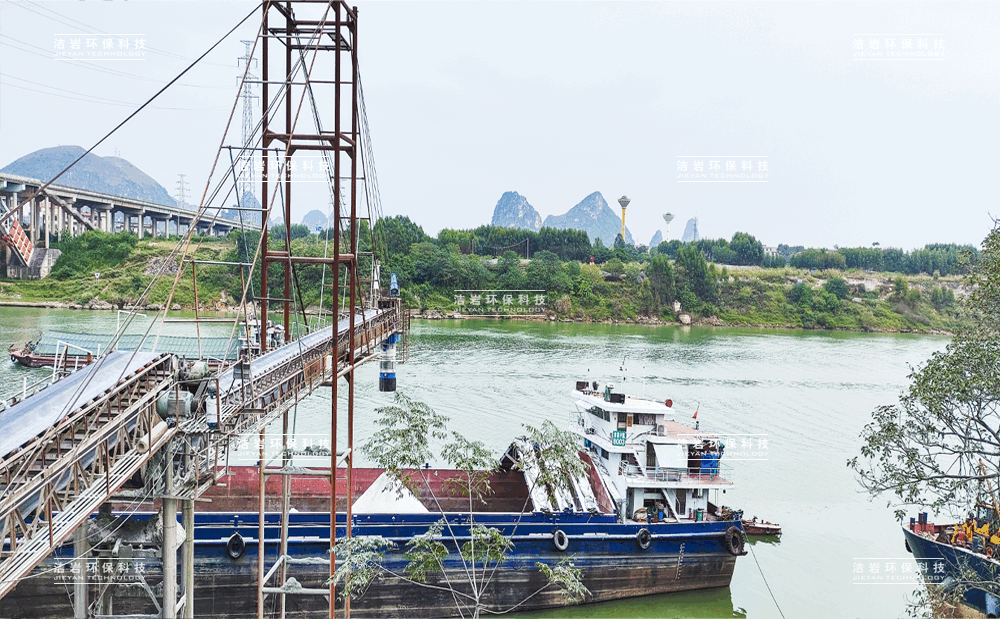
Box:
xmin=662 ymin=212 xmax=675 ymax=240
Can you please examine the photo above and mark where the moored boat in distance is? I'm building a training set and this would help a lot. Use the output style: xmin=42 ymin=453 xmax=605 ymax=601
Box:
xmin=742 ymin=517 xmax=782 ymax=537
xmin=1 ymin=379 xmax=747 ymax=618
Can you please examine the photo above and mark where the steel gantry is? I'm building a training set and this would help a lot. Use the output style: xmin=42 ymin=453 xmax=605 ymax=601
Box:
xmin=258 ymin=2 xmax=368 ymax=618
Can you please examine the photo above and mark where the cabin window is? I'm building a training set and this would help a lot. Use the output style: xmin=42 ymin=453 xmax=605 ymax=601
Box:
xmin=634 ymin=413 xmax=656 ymax=426
xmin=601 ymin=448 xmax=609 ymax=460
xmin=588 ymin=406 xmax=611 ymax=422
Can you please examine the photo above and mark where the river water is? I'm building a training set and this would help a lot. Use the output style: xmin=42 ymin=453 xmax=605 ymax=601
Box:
xmin=0 ymin=308 xmax=949 ymax=618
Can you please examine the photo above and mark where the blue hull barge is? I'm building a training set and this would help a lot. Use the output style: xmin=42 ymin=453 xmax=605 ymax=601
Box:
xmin=1 ymin=381 xmax=746 ymax=618
xmin=903 ymin=511 xmax=1000 ymax=616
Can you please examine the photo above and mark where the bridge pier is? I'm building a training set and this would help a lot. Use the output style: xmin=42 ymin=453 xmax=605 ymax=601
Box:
xmin=29 ymin=197 xmax=37 ymax=247
xmin=93 ymin=204 xmax=112 ymax=233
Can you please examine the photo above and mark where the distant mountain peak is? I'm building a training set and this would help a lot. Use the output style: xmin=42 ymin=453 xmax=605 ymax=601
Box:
xmin=301 ymin=209 xmax=329 ymax=231
xmin=681 ymin=217 xmax=700 ymax=243
xmin=491 ymin=191 xmax=542 ymax=231
xmin=542 ymin=191 xmax=633 ymax=245
xmin=1 ymin=145 xmax=176 ymax=207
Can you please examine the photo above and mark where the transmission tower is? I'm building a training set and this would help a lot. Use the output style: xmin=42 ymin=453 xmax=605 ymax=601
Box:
xmin=174 ymin=173 xmax=189 ymax=237
xmin=237 ymin=40 xmax=258 ymax=221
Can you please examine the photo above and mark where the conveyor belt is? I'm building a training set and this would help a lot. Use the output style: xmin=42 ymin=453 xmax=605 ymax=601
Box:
xmin=0 ymin=351 xmax=161 ymax=459
xmin=24 ymin=330 xmax=240 ymax=360
xmin=216 ymin=310 xmax=383 ymax=394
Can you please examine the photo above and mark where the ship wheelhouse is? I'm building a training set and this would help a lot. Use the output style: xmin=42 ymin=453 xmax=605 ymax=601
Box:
xmin=569 ymin=380 xmax=733 ymax=524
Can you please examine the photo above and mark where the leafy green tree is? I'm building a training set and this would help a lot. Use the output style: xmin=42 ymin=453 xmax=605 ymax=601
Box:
xmin=891 ymin=276 xmax=908 ymax=301
xmin=789 ymin=249 xmax=846 ymax=270
xmin=730 ymin=232 xmax=764 ymax=266
xmin=787 ymin=283 xmax=812 ymax=305
xmin=269 ymin=223 xmax=312 ymax=242
xmin=591 ymin=238 xmax=614 ymax=264
xmin=676 ymin=245 xmax=717 ymax=304
xmin=930 ymin=286 xmax=955 ymax=312
xmin=823 ymin=277 xmax=850 ymax=300
xmin=332 ymin=393 xmax=589 ymax=617
xmin=636 ymin=279 xmax=656 ymax=316
xmin=375 ymin=215 xmax=430 ymax=263
xmin=849 ymin=223 xmax=1000 ymax=524
xmin=525 ymin=250 xmax=571 ymax=294
xmin=496 ymin=251 xmax=525 ymax=290
xmin=655 ymin=239 xmax=682 ymax=259
xmin=603 ymin=258 xmax=624 ymax=276
xmin=647 ymin=254 xmax=676 ymax=306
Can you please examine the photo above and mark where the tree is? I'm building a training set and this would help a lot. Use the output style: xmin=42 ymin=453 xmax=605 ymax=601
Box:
xmin=823 ymin=277 xmax=850 ymax=300
xmin=603 ymin=258 xmax=624 ymax=276
xmin=375 ymin=215 xmax=430 ymax=262
xmin=525 ymin=250 xmax=571 ymax=294
xmin=849 ymin=222 xmax=1000 ymax=521
xmin=332 ymin=393 xmax=589 ymax=618
xmin=730 ymin=232 xmax=764 ymax=266
xmin=496 ymin=251 xmax=525 ymax=290
xmin=647 ymin=254 xmax=676 ymax=306
xmin=675 ymin=245 xmax=717 ymax=304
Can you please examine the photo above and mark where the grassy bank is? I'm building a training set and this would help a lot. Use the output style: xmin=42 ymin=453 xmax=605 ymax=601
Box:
xmin=410 ymin=264 xmax=965 ymax=334
xmin=0 ymin=233 xmax=965 ymax=334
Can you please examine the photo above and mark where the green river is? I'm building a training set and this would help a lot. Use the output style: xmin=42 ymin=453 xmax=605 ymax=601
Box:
xmin=0 ymin=307 xmax=949 ymax=618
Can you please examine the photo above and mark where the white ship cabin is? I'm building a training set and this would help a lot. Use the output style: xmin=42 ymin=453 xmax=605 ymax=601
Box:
xmin=569 ymin=380 xmax=733 ymax=524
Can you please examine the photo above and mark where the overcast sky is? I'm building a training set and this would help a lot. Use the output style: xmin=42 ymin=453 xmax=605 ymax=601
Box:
xmin=1 ymin=1 xmax=997 ymax=250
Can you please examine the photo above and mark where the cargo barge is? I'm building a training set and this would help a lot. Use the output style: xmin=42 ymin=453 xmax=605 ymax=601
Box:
xmin=1 ymin=380 xmax=746 ymax=618
xmin=903 ymin=507 xmax=1000 ymax=616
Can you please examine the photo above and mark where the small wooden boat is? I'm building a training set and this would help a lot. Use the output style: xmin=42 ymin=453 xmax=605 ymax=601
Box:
xmin=742 ymin=517 xmax=782 ymax=537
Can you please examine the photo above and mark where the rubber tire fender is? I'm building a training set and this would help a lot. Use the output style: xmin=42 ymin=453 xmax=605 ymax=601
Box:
xmin=725 ymin=526 xmax=744 ymax=556
xmin=227 ymin=532 xmax=246 ymax=560
xmin=905 ymin=538 xmax=912 ymax=554
xmin=553 ymin=528 xmax=569 ymax=552
xmin=636 ymin=528 xmax=652 ymax=550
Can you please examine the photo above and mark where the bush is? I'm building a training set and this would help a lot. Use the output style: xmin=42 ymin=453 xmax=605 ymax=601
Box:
xmin=823 ymin=277 xmax=850 ymax=300
xmin=51 ymin=231 xmax=138 ymax=280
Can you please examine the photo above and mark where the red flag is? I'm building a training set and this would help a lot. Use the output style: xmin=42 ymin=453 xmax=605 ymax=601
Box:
xmin=692 ymin=404 xmax=699 ymax=420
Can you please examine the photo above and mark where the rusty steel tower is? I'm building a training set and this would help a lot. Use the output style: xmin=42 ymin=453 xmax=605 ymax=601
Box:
xmin=258 ymin=2 xmax=363 ymax=617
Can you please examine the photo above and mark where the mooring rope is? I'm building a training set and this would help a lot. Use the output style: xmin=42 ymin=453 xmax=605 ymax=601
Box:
xmin=748 ymin=541 xmax=786 ymax=619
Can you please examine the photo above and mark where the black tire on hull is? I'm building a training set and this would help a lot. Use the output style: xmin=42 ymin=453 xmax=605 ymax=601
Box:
xmin=636 ymin=528 xmax=652 ymax=550
xmin=725 ymin=526 xmax=744 ymax=556
xmin=227 ymin=533 xmax=246 ymax=559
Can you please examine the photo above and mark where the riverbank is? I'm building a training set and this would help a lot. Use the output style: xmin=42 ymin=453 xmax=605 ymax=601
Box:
xmin=409 ymin=308 xmax=956 ymax=335
xmin=0 ymin=234 xmax=967 ymax=335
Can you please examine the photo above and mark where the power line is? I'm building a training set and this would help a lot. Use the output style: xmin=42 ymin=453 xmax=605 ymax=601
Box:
xmin=0 ymin=33 xmax=228 ymax=89
xmin=1 ymin=74 xmax=228 ymax=110
xmin=16 ymin=0 xmax=233 ymax=68
xmin=0 ymin=3 xmax=262 ymax=229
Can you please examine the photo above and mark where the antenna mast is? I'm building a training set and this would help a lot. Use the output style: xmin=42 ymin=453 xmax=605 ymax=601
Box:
xmin=237 ymin=39 xmax=258 ymax=219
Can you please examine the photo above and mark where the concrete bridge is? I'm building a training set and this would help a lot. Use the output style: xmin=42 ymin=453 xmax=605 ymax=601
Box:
xmin=0 ymin=172 xmax=259 ymax=278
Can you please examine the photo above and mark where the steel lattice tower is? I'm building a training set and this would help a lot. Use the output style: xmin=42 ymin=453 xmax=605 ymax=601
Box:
xmin=238 ymin=40 xmax=258 ymax=216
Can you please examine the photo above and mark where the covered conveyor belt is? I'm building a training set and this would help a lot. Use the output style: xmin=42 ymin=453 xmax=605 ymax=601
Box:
xmin=0 ymin=351 xmax=162 ymax=459
xmin=0 ymin=351 xmax=176 ymax=599
xmin=18 ymin=330 xmax=241 ymax=361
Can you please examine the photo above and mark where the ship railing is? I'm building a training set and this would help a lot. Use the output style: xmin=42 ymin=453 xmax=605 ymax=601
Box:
xmin=621 ymin=463 xmax=733 ymax=484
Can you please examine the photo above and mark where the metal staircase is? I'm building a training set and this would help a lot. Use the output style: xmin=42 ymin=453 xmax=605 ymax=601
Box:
xmin=0 ymin=200 xmax=33 ymax=267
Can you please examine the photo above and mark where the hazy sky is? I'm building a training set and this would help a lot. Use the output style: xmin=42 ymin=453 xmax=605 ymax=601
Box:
xmin=1 ymin=1 xmax=997 ymax=250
